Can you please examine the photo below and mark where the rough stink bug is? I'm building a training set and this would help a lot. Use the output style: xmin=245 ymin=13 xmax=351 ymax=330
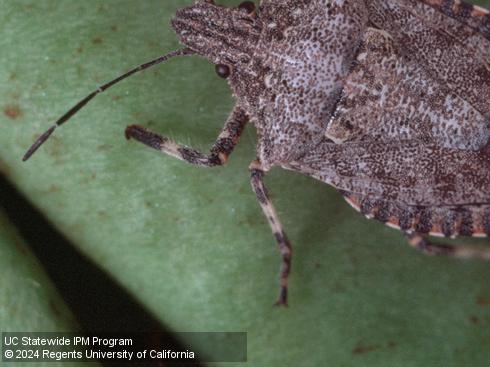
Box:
xmin=24 ymin=0 xmax=490 ymax=306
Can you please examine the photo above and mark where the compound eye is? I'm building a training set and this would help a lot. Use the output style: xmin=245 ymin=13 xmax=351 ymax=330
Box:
xmin=215 ymin=64 xmax=231 ymax=79
xmin=238 ymin=1 xmax=256 ymax=15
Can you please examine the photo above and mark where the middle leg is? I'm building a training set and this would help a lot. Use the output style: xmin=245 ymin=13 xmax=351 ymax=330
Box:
xmin=250 ymin=160 xmax=293 ymax=306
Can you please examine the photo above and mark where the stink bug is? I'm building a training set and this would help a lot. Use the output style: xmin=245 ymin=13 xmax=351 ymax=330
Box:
xmin=24 ymin=0 xmax=490 ymax=306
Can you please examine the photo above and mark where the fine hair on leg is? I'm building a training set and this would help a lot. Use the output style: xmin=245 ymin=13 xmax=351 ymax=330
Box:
xmin=125 ymin=105 xmax=249 ymax=167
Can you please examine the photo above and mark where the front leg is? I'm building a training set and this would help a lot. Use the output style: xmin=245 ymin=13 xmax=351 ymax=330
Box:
xmin=125 ymin=105 xmax=248 ymax=167
xmin=250 ymin=160 xmax=293 ymax=306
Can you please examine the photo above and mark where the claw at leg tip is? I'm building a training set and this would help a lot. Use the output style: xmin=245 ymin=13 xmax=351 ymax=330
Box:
xmin=274 ymin=300 xmax=288 ymax=307
xmin=124 ymin=125 xmax=137 ymax=140
xmin=274 ymin=287 xmax=288 ymax=307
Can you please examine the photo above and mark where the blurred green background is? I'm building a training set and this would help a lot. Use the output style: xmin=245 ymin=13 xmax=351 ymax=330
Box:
xmin=1 ymin=1 xmax=490 ymax=366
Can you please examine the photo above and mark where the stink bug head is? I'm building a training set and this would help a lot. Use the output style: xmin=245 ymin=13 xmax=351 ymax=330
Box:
xmin=171 ymin=1 xmax=261 ymax=78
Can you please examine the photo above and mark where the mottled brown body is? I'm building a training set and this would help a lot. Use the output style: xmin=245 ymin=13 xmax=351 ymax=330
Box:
xmin=172 ymin=0 xmax=490 ymax=303
xmin=25 ymin=0 xmax=490 ymax=304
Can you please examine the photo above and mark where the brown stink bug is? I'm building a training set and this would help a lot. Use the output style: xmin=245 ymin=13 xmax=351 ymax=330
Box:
xmin=23 ymin=0 xmax=490 ymax=306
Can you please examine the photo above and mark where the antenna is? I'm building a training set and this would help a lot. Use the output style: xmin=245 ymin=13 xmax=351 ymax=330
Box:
xmin=23 ymin=47 xmax=194 ymax=161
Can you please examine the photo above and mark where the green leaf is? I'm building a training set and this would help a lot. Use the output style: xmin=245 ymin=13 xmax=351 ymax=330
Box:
xmin=1 ymin=1 xmax=490 ymax=366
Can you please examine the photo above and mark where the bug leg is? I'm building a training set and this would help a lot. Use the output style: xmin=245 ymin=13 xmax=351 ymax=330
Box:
xmin=125 ymin=105 xmax=248 ymax=167
xmin=250 ymin=160 xmax=292 ymax=306
xmin=406 ymin=233 xmax=490 ymax=260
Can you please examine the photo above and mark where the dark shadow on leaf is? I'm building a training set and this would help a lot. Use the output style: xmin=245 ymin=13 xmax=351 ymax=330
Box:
xmin=0 ymin=172 xmax=204 ymax=367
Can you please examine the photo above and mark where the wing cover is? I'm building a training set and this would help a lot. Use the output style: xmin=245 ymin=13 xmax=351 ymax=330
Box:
xmin=326 ymin=28 xmax=490 ymax=150
xmin=286 ymin=139 xmax=490 ymax=206
xmin=366 ymin=0 xmax=490 ymax=117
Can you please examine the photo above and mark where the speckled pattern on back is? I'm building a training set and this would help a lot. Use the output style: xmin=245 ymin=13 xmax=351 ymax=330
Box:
xmin=254 ymin=0 xmax=369 ymax=168
xmin=286 ymin=139 xmax=490 ymax=206
xmin=325 ymin=28 xmax=490 ymax=149
xmin=314 ymin=1 xmax=490 ymax=239
xmin=367 ymin=0 xmax=490 ymax=117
